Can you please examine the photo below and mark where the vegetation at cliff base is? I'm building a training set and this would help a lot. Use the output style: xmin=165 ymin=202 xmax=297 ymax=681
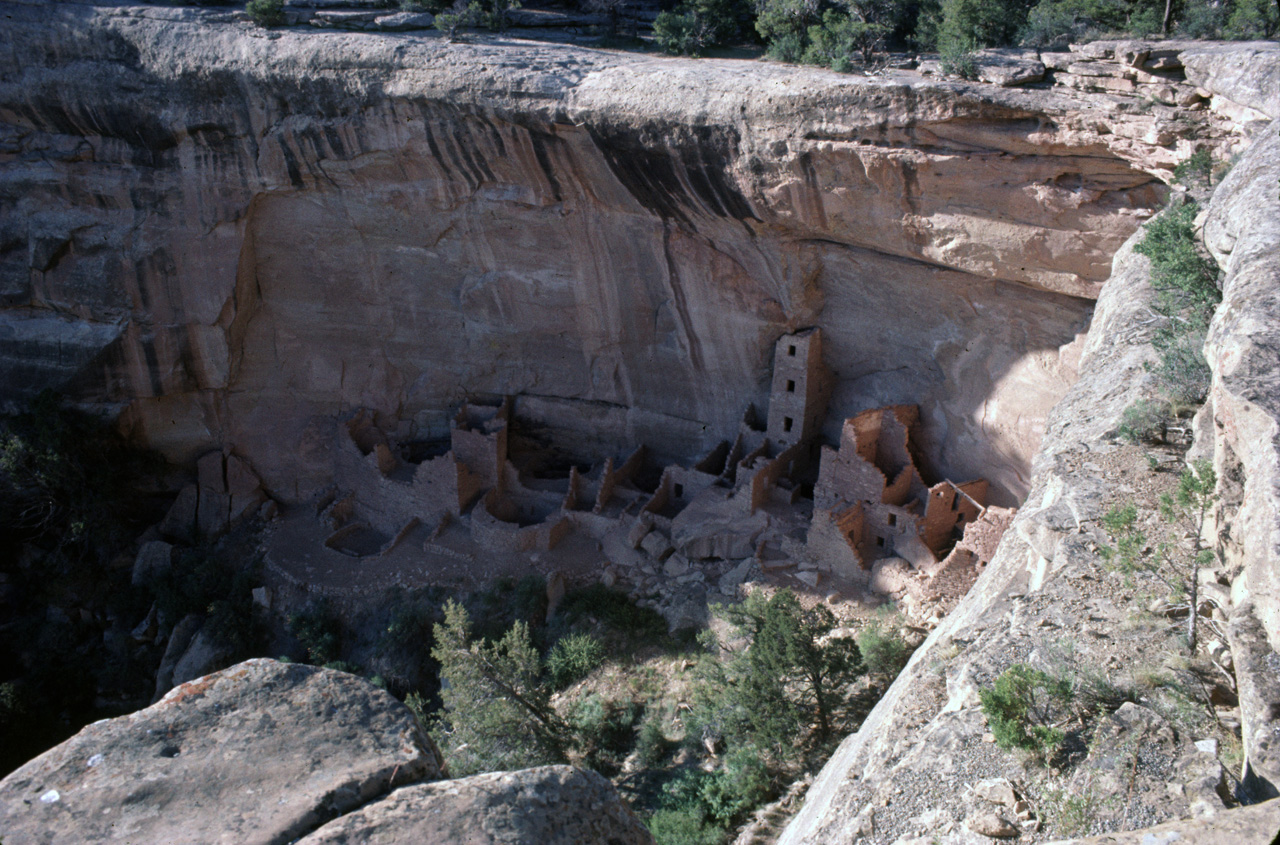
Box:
xmin=408 ymin=584 xmax=908 ymax=844
xmin=0 ymin=394 xmax=166 ymax=775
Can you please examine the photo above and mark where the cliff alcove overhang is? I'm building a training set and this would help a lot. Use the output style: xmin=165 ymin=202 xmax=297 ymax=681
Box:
xmin=0 ymin=1 xmax=1240 ymax=514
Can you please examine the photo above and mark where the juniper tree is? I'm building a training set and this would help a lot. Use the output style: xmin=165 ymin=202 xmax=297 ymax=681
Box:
xmin=697 ymin=589 xmax=863 ymax=758
xmin=429 ymin=599 xmax=568 ymax=776
xmin=1101 ymin=459 xmax=1218 ymax=653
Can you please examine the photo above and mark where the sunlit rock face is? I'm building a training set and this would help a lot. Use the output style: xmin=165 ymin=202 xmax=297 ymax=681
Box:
xmin=3 ymin=2 xmax=1210 ymax=506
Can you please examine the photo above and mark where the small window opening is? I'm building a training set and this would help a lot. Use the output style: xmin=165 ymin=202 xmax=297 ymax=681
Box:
xmin=786 ymin=379 xmax=796 ymax=393
xmin=956 ymin=512 xmax=965 ymax=524
xmin=888 ymin=513 xmax=897 ymax=527
xmin=951 ymin=495 xmax=959 ymax=511
xmin=673 ymin=483 xmax=684 ymax=498
xmin=783 ymin=417 xmax=794 ymax=433
xmin=876 ymin=536 xmax=885 ymax=548
xmin=787 ymin=345 xmax=797 ymax=357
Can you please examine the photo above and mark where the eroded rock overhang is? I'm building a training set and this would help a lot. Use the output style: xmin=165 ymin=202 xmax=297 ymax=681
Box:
xmin=0 ymin=1 xmax=1233 ymax=506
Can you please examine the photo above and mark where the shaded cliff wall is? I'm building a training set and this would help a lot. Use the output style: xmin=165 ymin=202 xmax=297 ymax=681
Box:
xmin=0 ymin=1 xmax=1201 ymax=504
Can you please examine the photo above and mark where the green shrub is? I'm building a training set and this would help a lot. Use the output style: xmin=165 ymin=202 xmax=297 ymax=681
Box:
xmin=654 ymin=10 xmax=707 ymax=54
xmin=755 ymin=0 xmax=823 ymax=44
xmin=556 ymin=584 xmax=667 ymax=642
xmin=802 ymin=12 xmax=889 ymax=67
xmin=373 ymin=590 xmax=444 ymax=693
xmin=1177 ymin=0 xmax=1228 ymax=36
xmin=547 ymin=632 xmax=605 ymax=688
xmin=697 ymin=746 xmax=770 ymax=824
xmin=1019 ymin=0 xmax=1132 ymax=46
xmin=1173 ymin=148 xmax=1214 ymax=189
xmin=468 ymin=574 xmax=547 ymax=644
xmin=405 ymin=690 xmax=431 ymax=726
xmin=0 ymin=395 xmax=170 ymax=775
xmin=401 ymin=0 xmax=451 ymax=11
xmin=912 ymin=0 xmax=945 ymax=48
xmin=434 ymin=0 xmax=481 ymax=37
xmin=698 ymin=589 xmax=863 ymax=757
xmin=647 ymin=806 xmax=726 ymax=845
xmin=653 ymin=0 xmax=745 ymax=55
xmin=1041 ymin=780 xmax=1105 ymax=836
xmin=1137 ymin=201 xmax=1219 ymax=319
xmin=430 ymin=600 xmax=567 ymax=776
xmin=765 ymin=31 xmax=806 ymax=61
xmin=1101 ymin=462 xmax=1217 ymax=653
xmin=938 ymin=39 xmax=979 ymax=79
xmin=568 ymin=694 xmax=640 ymax=773
xmin=1 ymin=391 xmax=159 ymax=568
xmin=938 ymin=0 xmax=1032 ymax=54
xmin=856 ymin=615 xmax=913 ymax=681
xmin=979 ymin=664 xmax=1073 ymax=757
xmin=1117 ymin=399 xmax=1168 ymax=444
xmin=1132 ymin=199 xmax=1221 ymax=420
xmin=651 ymin=746 xmax=769 ymax=839
xmin=476 ymin=0 xmax=521 ymax=31
xmin=636 ymin=706 xmax=673 ymax=766
xmin=289 ymin=600 xmax=345 ymax=666
xmin=1225 ymin=0 xmax=1280 ymax=37
xmin=246 ymin=0 xmax=285 ymax=27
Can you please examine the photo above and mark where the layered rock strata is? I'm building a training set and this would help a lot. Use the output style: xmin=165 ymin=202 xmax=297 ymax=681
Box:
xmin=779 ymin=45 xmax=1280 ymax=845
xmin=0 ymin=1 xmax=1251 ymax=509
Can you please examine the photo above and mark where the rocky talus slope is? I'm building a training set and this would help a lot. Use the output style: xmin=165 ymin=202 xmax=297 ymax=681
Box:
xmin=0 ymin=1 xmax=1257 ymax=508
xmin=778 ymin=47 xmax=1280 ymax=845
xmin=0 ymin=659 xmax=652 ymax=844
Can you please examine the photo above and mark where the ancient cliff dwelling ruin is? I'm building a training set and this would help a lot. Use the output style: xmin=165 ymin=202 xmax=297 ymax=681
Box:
xmin=264 ymin=328 xmax=1012 ymax=615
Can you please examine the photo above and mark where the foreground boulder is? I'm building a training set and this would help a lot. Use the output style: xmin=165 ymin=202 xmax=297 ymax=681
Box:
xmin=0 ymin=660 xmax=653 ymax=845
xmin=296 ymin=765 xmax=655 ymax=845
xmin=0 ymin=659 xmax=442 ymax=845
xmin=1050 ymin=796 xmax=1280 ymax=844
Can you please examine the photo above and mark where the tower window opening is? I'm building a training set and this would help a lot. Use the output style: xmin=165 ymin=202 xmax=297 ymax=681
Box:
xmin=783 ymin=417 xmax=793 ymax=433
xmin=788 ymin=345 xmax=797 ymax=356
xmin=786 ymin=379 xmax=796 ymax=393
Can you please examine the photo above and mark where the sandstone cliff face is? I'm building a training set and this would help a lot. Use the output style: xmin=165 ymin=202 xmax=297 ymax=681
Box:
xmin=779 ymin=46 xmax=1280 ymax=845
xmin=1 ymin=1 xmax=1237 ymax=506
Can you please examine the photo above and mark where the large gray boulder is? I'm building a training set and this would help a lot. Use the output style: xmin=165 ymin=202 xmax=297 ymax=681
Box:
xmin=1049 ymin=796 xmax=1280 ymax=845
xmin=296 ymin=765 xmax=654 ymax=845
xmin=0 ymin=659 xmax=443 ymax=845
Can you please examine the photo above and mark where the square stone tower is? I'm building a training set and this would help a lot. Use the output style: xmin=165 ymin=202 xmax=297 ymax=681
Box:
xmin=766 ymin=328 xmax=830 ymax=450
